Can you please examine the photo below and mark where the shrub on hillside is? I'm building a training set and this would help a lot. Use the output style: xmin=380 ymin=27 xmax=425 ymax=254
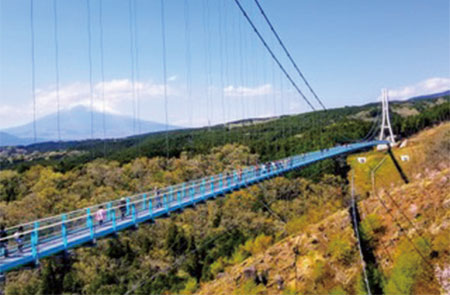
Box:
xmin=285 ymin=215 xmax=308 ymax=235
xmin=359 ymin=213 xmax=384 ymax=246
xmin=242 ymin=234 xmax=273 ymax=256
xmin=234 ymin=279 xmax=266 ymax=295
xmin=385 ymin=236 xmax=433 ymax=294
xmin=432 ymin=231 xmax=450 ymax=256
xmin=180 ymin=277 xmax=198 ymax=295
xmin=327 ymin=235 xmax=355 ymax=265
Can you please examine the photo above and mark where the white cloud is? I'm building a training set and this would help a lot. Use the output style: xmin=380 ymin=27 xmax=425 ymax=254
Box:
xmin=386 ymin=77 xmax=450 ymax=100
xmin=168 ymin=75 xmax=178 ymax=82
xmin=0 ymin=105 xmax=23 ymax=129
xmin=34 ymin=79 xmax=176 ymax=116
xmin=0 ymin=79 xmax=179 ymax=128
xmin=224 ymin=84 xmax=272 ymax=97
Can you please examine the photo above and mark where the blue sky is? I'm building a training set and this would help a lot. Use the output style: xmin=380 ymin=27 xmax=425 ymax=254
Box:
xmin=1 ymin=0 xmax=449 ymax=131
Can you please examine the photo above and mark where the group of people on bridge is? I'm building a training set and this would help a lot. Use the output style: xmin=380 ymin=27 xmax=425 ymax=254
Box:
xmin=0 ymin=225 xmax=24 ymax=258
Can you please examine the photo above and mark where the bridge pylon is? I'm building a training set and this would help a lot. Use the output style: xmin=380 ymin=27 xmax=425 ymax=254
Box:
xmin=379 ymin=88 xmax=396 ymax=144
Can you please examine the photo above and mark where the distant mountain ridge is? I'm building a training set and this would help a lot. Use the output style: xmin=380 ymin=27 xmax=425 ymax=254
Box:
xmin=0 ymin=132 xmax=37 ymax=147
xmin=406 ymin=90 xmax=450 ymax=102
xmin=0 ymin=106 xmax=180 ymax=147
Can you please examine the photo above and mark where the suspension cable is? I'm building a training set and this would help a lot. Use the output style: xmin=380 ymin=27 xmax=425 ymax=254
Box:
xmin=202 ymin=0 xmax=211 ymax=132
xmin=271 ymin=57 xmax=279 ymax=155
xmin=222 ymin=0 xmax=231 ymax=139
xmin=237 ymin=8 xmax=245 ymax=144
xmin=160 ymin=0 xmax=169 ymax=158
xmin=52 ymin=0 xmax=61 ymax=143
xmin=99 ymin=0 xmax=107 ymax=156
xmin=253 ymin=0 xmax=326 ymax=110
xmin=339 ymin=104 xmax=381 ymax=143
xmin=233 ymin=0 xmax=316 ymax=111
xmin=30 ymin=0 xmax=37 ymax=143
xmin=279 ymin=54 xmax=287 ymax=158
xmin=86 ymin=0 xmax=94 ymax=141
xmin=132 ymin=0 xmax=142 ymax=157
xmin=128 ymin=0 xmax=137 ymax=136
xmin=183 ymin=0 xmax=193 ymax=149
xmin=217 ymin=0 xmax=226 ymax=144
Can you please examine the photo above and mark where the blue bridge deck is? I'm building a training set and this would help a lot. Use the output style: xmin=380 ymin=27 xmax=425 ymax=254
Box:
xmin=0 ymin=141 xmax=387 ymax=273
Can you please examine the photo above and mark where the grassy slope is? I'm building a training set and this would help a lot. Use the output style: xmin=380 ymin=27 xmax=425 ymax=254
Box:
xmin=197 ymin=123 xmax=450 ymax=294
xmin=348 ymin=122 xmax=450 ymax=196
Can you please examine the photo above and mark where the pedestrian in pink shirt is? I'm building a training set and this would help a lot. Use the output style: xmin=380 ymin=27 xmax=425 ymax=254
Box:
xmin=95 ymin=206 xmax=107 ymax=226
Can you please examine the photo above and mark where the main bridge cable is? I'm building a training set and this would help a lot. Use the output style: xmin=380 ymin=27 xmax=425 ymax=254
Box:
xmin=233 ymin=0 xmax=316 ymax=112
xmin=337 ymin=103 xmax=381 ymax=143
xmin=235 ymin=0 xmax=323 ymax=157
xmin=253 ymin=0 xmax=326 ymax=111
xmin=252 ymin=0 xmax=335 ymax=150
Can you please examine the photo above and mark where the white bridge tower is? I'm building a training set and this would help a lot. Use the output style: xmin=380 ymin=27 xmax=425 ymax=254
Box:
xmin=379 ymin=88 xmax=396 ymax=144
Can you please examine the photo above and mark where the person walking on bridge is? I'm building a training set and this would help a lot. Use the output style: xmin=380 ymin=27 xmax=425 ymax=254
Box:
xmin=154 ymin=187 xmax=163 ymax=209
xmin=119 ymin=198 xmax=127 ymax=220
xmin=14 ymin=226 xmax=24 ymax=254
xmin=95 ymin=206 xmax=107 ymax=226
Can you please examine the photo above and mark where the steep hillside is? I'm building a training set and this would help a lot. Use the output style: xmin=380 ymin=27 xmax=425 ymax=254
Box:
xmin=198 ymin=124 xmax=450 ymax=294
xmin=198 ymin=165 xmax=449 ymax=294
xmin=358 ymin=168 xmax=449 ymax=294
xmin=198 ymin=207 xmax=364 ymax=295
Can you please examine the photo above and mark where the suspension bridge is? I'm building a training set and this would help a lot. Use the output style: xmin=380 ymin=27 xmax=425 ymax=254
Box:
xmin=0 ymin=141 xmax=389 ymax=273
xmin=0 ymin=0 xmax=397 ymax=275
